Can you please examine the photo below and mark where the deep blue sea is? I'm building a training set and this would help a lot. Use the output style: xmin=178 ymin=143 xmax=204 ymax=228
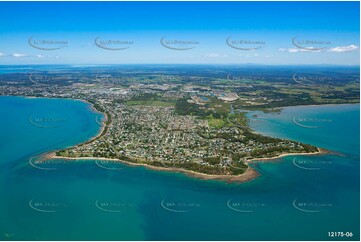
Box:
xmin=0 ymin=96 xmax=359 ymax=241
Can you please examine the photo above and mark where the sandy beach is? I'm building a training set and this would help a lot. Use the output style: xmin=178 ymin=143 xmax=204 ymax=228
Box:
xmin=46 ymin=151 xmax=259 ymax=183
xmin=247 ymin=148 xmax=328 ymax=163
xmin=44 ymin=148 xmax=327 ymax=183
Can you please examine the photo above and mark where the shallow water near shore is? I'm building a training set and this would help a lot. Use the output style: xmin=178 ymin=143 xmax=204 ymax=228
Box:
xmin=0 ymin=96 xmax=359 ymax=240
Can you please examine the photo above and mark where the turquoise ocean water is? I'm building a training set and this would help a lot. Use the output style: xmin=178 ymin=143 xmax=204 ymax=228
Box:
xmin=0 ymin=96 xmax=359 ymax=241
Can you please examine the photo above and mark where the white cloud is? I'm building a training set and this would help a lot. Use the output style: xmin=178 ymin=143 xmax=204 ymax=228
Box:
xmin=11 ymin=53 xmax=27 ymax=57
xmin=205 ymin=53 xmax=228 ymax=58
xmin=288 ymin=48 xmax=302 ymax=53
xmin=2 ymin=53 xmax=59 ymax=58
xmin=278 ymin=47 xmax=321 ymax=53
xmin=327 ymin=45 xmax=359 ymax=52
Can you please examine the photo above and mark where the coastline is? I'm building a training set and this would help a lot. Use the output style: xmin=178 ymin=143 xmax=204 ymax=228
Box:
xmin=247 ymin=148 xmax=327 ymax=163
xmin=47 ymin=151 xmax=260 ymax=183
xmin=49 ymin=130 xmax=327 ymax=183
xmin=17 ymin=95 xmax=335 ymax=183
xmin=46 ymin=147 xmax=327 ymax=184
xmin=23 ymin=96 xmax=108 ymax=147
xmin=73 ymin=98 xmax=108 ymax=145
xmin=281 ymin=103 xmax=359 ymax=108
xmin=249 ymin=103 xmax=360 ymax=115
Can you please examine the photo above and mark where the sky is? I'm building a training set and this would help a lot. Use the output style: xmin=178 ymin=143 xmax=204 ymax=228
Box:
xmin=0 ymin=1 xmax=359 ymax=65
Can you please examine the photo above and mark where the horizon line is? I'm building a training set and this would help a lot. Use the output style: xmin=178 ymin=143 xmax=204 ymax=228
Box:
xmin=0 ymin=63 xmax=360 ymax=67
